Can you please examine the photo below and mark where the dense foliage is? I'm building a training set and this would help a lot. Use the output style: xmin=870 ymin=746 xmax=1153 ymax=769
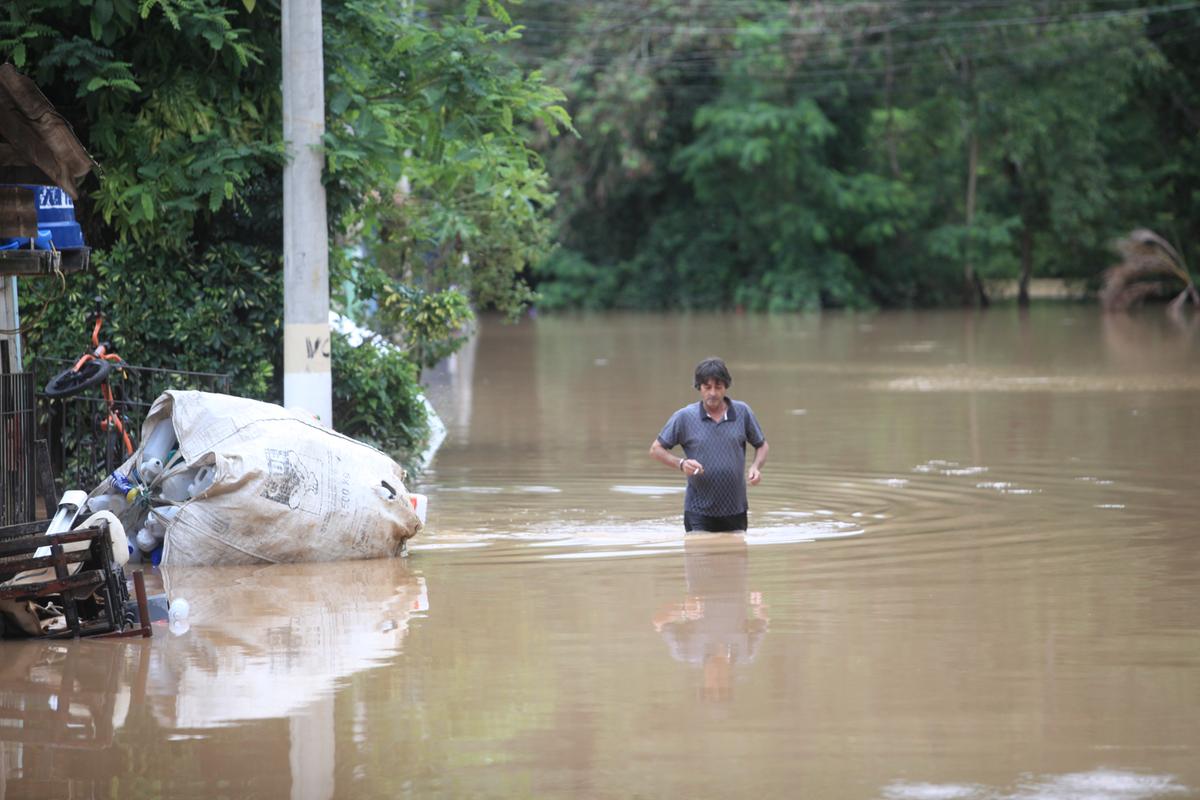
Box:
xmin=517 ymin=1 xmax=1199 ymax=310
xmin=2 ymin=0 xmax=567 ymax=460
xmin=330 ymin=330 xmax=428 ymax=455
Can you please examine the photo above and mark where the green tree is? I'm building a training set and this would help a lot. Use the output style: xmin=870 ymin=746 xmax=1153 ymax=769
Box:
xmin=900 ymin=2 xmax=1160 ymax=305
xmin=325 ymin=0 xmax=571 ymax=326
xmin=519 ymin=0 xmax=732 ymax=305
xmin=2 ymin=0 xmax=566 ymax=460
xmin=1119 ymin=5 xmax=1200 ymax=284
xmin=669 ymin=8 xmax=919 ymax=311
xmin=521 ymin=0 xmax=1198 ymax=311
xmin=530 ymin=1 xmax=919 ymax=310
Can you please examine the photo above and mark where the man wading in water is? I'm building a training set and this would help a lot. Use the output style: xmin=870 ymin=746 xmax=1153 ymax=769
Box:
xmin=650 ymin=357 xmax=769 ymax=533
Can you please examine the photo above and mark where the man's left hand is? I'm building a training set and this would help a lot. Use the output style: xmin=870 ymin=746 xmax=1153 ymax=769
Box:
xmin=748 ymin=466 xmax=762 ymax=485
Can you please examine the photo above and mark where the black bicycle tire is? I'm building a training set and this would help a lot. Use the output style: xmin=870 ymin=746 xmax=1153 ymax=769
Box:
xmin=44 ymin=358 xmax=113 ymax=398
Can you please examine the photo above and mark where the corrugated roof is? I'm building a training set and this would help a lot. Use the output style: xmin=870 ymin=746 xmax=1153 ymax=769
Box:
xmin=0 ymin=63 xmax=96 ymax=199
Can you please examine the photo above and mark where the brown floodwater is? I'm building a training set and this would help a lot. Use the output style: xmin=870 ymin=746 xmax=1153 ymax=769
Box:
xmin=3 ymin=307 xmax=1200 ymax=799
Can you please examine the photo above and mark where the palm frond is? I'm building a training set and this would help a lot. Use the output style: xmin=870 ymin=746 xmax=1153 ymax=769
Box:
xmin=1100 ymin=229 xmax=1196 ymax=312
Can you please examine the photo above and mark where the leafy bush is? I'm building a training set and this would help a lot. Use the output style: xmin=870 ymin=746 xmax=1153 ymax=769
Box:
xmin=25 ymin=242 xmax=282 ymax=401
xmin=532 ymin=248 xmax=623 ymax=310
xmin=378 ymin=286 xmax=474 ymax=373
xmin=330 ymin=331 xmax=429 ymax=462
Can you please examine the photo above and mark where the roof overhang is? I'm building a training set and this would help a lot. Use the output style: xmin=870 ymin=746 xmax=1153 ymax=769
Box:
xmin=0 ymin=63 xmax=96 ymax=200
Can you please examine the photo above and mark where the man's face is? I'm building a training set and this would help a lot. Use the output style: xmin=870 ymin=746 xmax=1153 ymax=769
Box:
xmin=698 ymin=378 xmax=727 ymax=412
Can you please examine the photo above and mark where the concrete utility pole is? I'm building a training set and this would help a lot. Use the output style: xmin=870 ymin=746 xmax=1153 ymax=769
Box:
xmin=282 ymin=0 xmax=333 ymax=425
xmin=0 ymin=278 xmax=21 ymax=374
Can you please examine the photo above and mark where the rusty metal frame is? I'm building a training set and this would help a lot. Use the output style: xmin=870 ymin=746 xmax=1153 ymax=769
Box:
xmin=0 ymin=247 xmax=90 ymax=276
xmin=0 ymin=519 xmax=142 ymax=638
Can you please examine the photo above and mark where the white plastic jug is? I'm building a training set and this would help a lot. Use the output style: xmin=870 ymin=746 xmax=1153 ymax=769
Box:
xmin=159 ymin=467 xmax=197 ymax=502
xmin=188 ymin=465 xmax=215 ymax=498
xmin=136 ymin=527 xmax=158 ymax=553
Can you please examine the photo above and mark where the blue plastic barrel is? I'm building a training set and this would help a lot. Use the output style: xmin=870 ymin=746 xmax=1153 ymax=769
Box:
xmin=0 ymin=184 xmax=85 ymax=249
xmin=30 ymin=185 xmax=84 ymax=248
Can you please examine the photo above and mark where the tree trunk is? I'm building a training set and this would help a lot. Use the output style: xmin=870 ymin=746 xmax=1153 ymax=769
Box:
xmin=1018 ymin=223 xmax=1033 ymax=307
xmin=963 ymin=128 xmax=988 ymax=307
xmin=884 ymin=32 xmax=900 ymax=178
xmin=960 ymin=52 xmax=988 ymax=308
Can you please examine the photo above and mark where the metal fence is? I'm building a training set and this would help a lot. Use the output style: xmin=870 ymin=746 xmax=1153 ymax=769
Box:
xmin=32 ymin=359 xmax=232 ymax=503
xmin=0 ymin=371 xmax=36 ymax=527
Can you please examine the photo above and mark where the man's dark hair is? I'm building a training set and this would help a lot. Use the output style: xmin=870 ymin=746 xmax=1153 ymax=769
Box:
xmin=694 ymin=357 xmax=732 ymax=389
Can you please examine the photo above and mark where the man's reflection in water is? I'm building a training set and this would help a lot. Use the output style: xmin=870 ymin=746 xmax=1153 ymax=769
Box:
xmin=653 ymin=533 xmax=768 ymax=701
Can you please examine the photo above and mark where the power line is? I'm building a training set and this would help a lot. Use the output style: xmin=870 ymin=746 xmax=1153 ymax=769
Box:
xmin=518 ymin=24 xmax=1200 ymax=101
xmin=494 ymin=0 xmax=1200 ymax=37
xmin=499 ymin=0 xmax=1198 ymax=80
xmin=515 ymin=15 xmax=1160 ymax=73
xmin=418 ymin=0 xmax=1200 ymax=102
xmin=503 ymin=6 xmax=1193 ymax=80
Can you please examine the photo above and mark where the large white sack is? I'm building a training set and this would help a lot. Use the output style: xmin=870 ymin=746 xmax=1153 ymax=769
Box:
xmin=130 ymin=391 xmax=421 ymax=566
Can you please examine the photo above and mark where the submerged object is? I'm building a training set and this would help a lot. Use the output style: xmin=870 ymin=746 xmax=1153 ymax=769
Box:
xmin=168 ymin=596 xmax=190 ymax=635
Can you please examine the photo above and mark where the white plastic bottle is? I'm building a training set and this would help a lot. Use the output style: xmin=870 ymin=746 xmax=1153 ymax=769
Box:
xmin=88 ymin=492 xmax=128 ymax=515
xmin=141 ymin=419 xmax=177 ymax=464
xmin=138 ymin=419 xmax=177 ymax=485
xmin=138 ymin=457 xmax=164 ymax=485
xmin=154 ymin=505 xmax=180 ymax=532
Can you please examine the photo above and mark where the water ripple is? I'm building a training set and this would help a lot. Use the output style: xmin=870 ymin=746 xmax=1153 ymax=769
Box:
xmin=882 ymin=768 xmax=1189 ymax=800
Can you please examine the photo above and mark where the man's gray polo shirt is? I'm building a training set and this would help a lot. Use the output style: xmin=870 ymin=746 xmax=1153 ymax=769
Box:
xmin=656 ymin=399 xmax=766 ymax=517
